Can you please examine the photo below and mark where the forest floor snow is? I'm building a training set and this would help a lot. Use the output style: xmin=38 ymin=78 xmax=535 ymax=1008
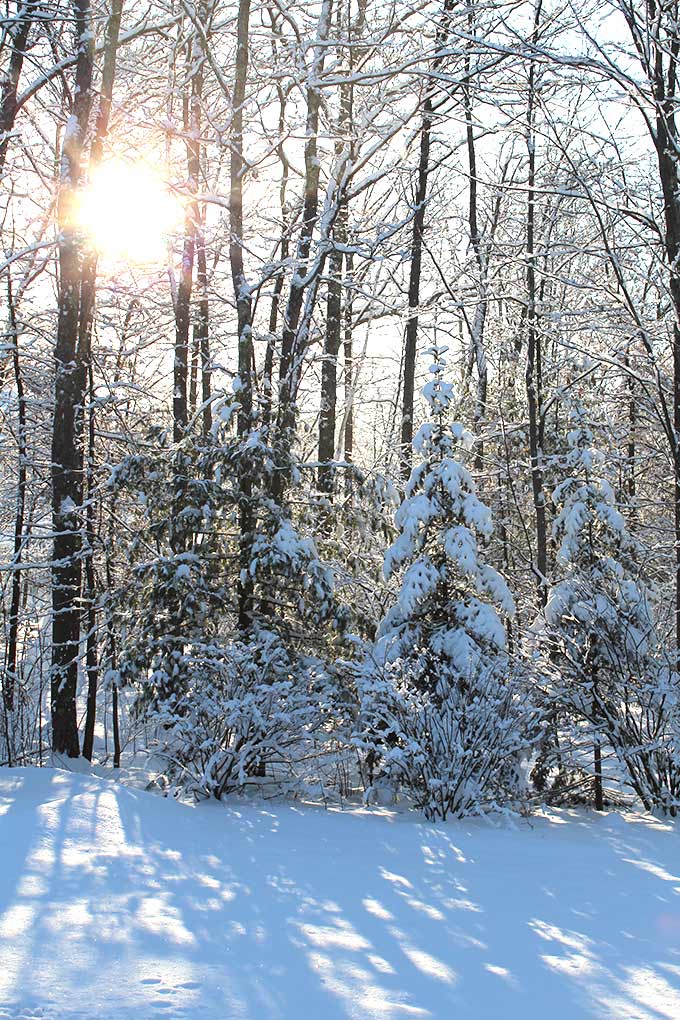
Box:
xmin=0 ymin=768 xmax=679 ymax=1020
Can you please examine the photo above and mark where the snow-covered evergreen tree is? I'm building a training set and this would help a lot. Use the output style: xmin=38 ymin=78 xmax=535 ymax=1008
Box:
xmin=356 ymin=347 xmax=531 ymax=820
xmin=536 ymin=404 xmax=680 ymax=812
xmin=110 ymin=394 xmax=351 ymax=797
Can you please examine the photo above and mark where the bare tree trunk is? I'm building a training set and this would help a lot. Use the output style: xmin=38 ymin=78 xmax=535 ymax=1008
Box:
xmin=319 ymin=241 xmax=343 ymax=494
xmin=655 ymin=106 xmax=680 ymax=658
xmin=78 ymin=0 xmax=124 ymax=761
xmin=196 ymin=226 xmax=211 ymax=434
xmin=81 ymin=364 xmax=98 ymax=761
xmin=230 ymin=0 xmax=254 ymax=631
xmin=3 ymin=277 xmax=26 ymax=719
xmin=189 ymin=322 xmax=199 ymax=414
xmin=0 ymin=1 xmax=38 ymax=173
xmin=624 ymin=341 xmax=637 ymax=522
xmin=262 ymin=16 xmax=289 ymax=429
xmin=620 ymin=0 xmax=680 ymax=658
xmin=319 ymin=43 xmax=352 ymax=495
xmin=276 ymin=0 xmax=333 ymax=461
xmin=173 ymin=26 xmax=204 ymax=443
xmin=525 ymin=0 xmax=548 ymax=607
xmin=400 ymin=102 xmax=430 ymax=483
xmin=104 ymin=523 xmax=120 ymax=768
xmin=187 ymin=219 xmax=210 ymax=428
xmin=400 ymin=0 xmax=454 ymax=482
xmin=342 ymin=250 xmax=354 ymax=472
xmin=593 ymin=741 xmax=604 ymax=810
xmin=174 ymin=198 xmax=192 ymax=442
xmin=592 ymin=667 xmax=604 ymax=811
xmin=231 ymin=0 xmax=253 ymax=438
xmin=51 ymin=0 xmax=95 ymax=757
xmin=462 ymin=11 xmax=489 ymax=472
xmin=263 ymin=229 xmax=286 ymax=428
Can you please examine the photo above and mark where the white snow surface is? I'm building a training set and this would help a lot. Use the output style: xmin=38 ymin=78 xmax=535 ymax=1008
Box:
xmin=1 ymin=768 xmax=679 ymax=1020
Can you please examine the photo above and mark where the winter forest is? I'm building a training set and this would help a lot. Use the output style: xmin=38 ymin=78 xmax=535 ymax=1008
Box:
xmin=4 ymin=0 xmax=680 ymax=1016
xmin=3 ymin=0 xmax=680 ymax=811
xmin=4 ymin=0 xmax=679 ymax=818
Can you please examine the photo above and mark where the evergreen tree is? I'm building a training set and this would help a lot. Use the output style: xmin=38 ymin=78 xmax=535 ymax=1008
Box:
xmin=536 ymin=404 xmax=671 ymax=809
xmin=111 ymin=394 xmax=350 ymax=797
xmin=356 ymin=347 xmax=530 ymax=820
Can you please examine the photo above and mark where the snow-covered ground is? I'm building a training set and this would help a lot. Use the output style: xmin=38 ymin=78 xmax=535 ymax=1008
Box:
xmin=0 ymin=769 xmax=679 ymax=1020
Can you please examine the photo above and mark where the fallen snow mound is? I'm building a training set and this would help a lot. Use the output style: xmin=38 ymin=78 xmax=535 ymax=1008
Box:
xmin=0 ymin=768 xmax=679 ymax=1020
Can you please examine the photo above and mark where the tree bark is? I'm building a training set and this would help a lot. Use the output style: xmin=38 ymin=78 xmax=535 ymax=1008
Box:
xmin=342 ymin=250 xmax=354 ymax=472
xmin=51 ymin=0 xmax=95 ymax=757
xmin=276 ymin=0 xmax=333 ymax=457
xmin=196 ymin=228 xmax=212 ymax=435
xmin=174 ymin=19 xmax=205 ymax=443
xmin=104 ymin=523 xmax=120 ymax=768
xmin=525 ymin=0 xmax=548 ymax=607
xmin=400 ymin=99 xmax=431 ymax=483
xmin=400 ymin=0 xmax=455 ymax=482
xmin=188 ymin=222 xmax=211 ymax=431
xmin=79 ymin=0 xmax=124 ymax=761
xmin=462 ymin=11 xmax=489 ymax=472
xmin=81 ymin=364 xmax=99 ymax=761
xmin=3 ymin=277 xmax=26 ymax=720
xmin=319 ymin=50 xmax=352 ymax=495
xmin=230 ymin=0 xmax=254 ymax=631
xmin=319 ymin=240 xmax=343 ymax=494
xmin=639 ymin=2 xmax=680 ymax=659
xmin=262 ymin=16 xmax=289 ymax=429
xmin=0 ymin=1 xmax=38 ymax=173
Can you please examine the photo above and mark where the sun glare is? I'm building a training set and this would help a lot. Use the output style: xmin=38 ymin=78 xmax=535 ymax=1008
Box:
xmin=76 ymin=159 xmax=183 ymax=264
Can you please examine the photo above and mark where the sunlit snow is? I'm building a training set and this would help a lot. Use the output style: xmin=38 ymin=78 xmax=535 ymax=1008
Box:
xmin=0 ymin=769 xmax=678 ymax=1020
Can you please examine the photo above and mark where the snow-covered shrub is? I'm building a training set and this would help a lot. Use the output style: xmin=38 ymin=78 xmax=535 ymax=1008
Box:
xmin=355 ymin=347 xmax=534 ymax=820
xmin=110 ymin=399 xmax=355 ymax=795
xmin=0 ymin=678 xmax=46 ymax=767
xmin=536 ymin=583 xmax=680 ymax=814
xmin=355 ymin=655 xmax=531 ymax=820
xmin=148 ymin=633 xmax=340 ymax=799
xmin=584 ymin=625 xmax=680 ymax=815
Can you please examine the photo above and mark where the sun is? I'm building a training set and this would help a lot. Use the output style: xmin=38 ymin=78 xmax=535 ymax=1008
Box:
xmin=75 ymin=159 xmax=183 ymax=264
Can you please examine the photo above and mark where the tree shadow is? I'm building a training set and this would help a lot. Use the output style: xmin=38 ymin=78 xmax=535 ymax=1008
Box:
xmin=0 ymin=770 xmax=678 ymax=1019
